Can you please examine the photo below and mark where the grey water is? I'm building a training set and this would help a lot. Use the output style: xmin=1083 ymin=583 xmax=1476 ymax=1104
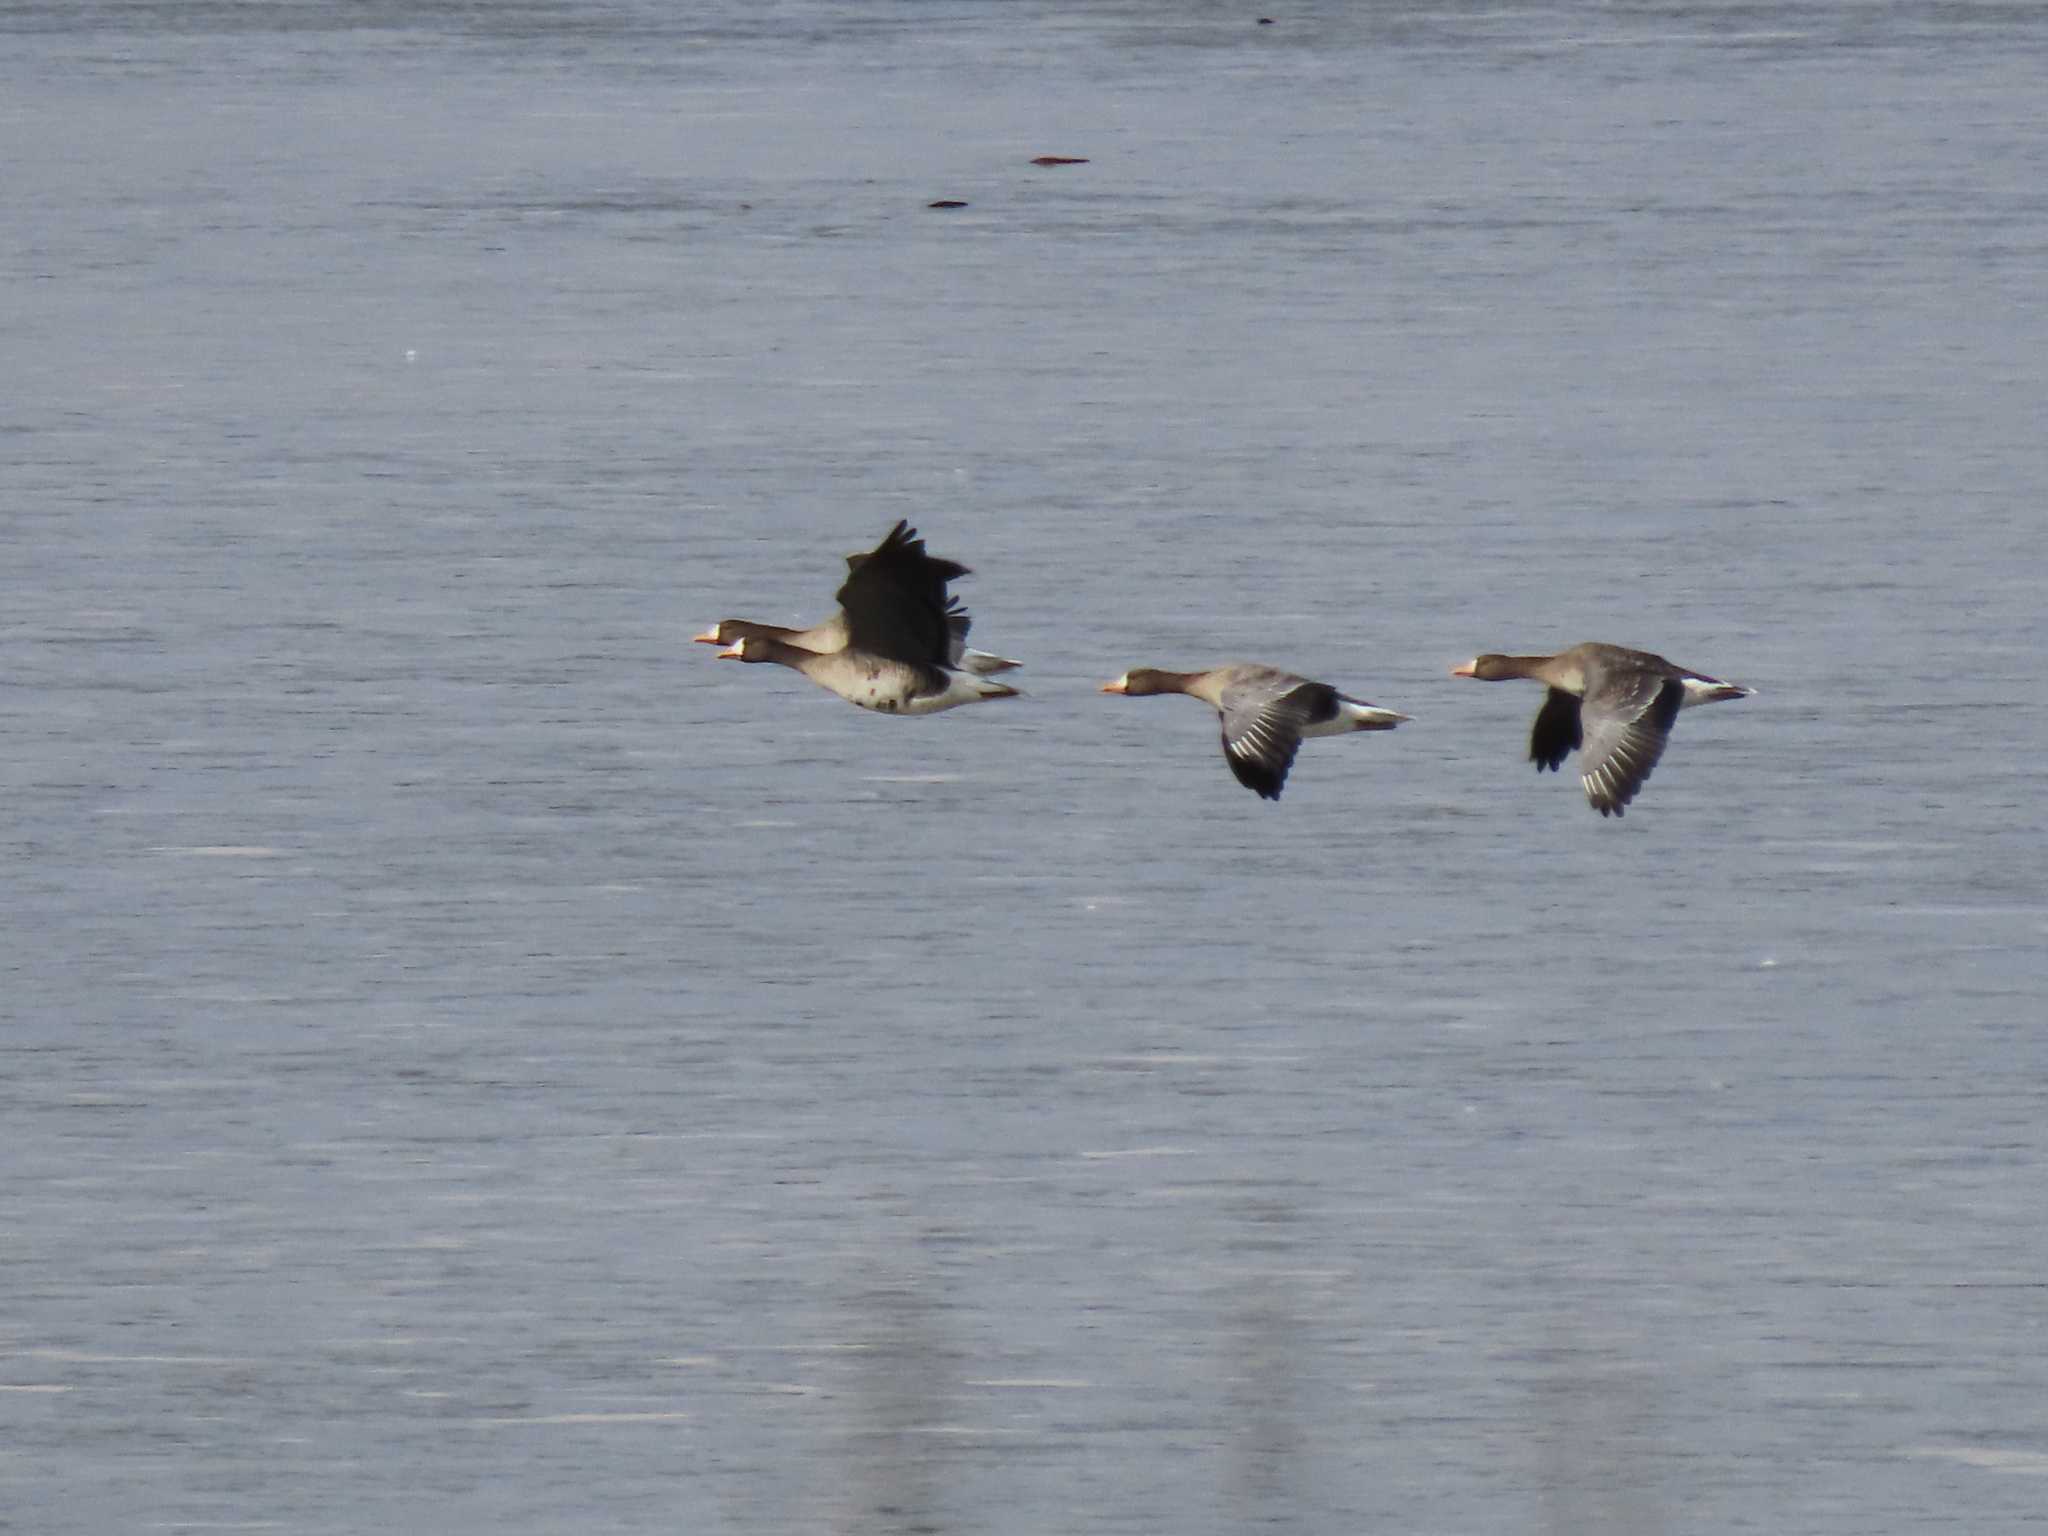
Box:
xmin=4 ymin=1 xmax=2047 ymax=1531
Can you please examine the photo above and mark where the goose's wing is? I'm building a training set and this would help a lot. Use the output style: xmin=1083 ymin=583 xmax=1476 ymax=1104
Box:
xmin=1577 ymin=671 xmax=1683 ymax=817
xmin=1217 ymin=674 xmax=1335 ymax=801
xmin=1528 ymin=687 xmax=1583 ymax=772
xmin=842 ymin=523 xmax=969 ymax=583
xmin=944 ymin=596 xmax=972 ymax=662
xmin=834 ymin=521 xmax=967 ymax=672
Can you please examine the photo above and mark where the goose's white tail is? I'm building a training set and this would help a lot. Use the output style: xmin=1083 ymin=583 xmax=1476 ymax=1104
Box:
xmin=1305 ymin=698 xmax=1411 ymax=737
xmin=959 ymin=648 xmax=1022 ymax=676
xmin=898 ymin=672 xmax=1023 ymax=715
xmin=1679 ymin=675 xmax=1754 ymax=707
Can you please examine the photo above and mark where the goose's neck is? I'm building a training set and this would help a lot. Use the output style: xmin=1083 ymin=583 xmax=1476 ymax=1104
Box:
xmin=1507 ymin=654 xmax=1582 ymax=691
xmin=749 ymin=637 xmax=820 ymax=670
xmin=1129 ymin=669 xmax=1204 ymax=699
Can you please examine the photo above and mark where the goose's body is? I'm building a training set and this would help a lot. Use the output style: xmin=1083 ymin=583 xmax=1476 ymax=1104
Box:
xmin=721 ymin=634 xmax=1016 ymax=714
xmin=694 ymin=606 xmax=1019 ymax=677
xmin=1101 ymin=663 xmax=1408 ymax=800
xmin=711 ymin=522 xmax=1019 ymax=715
xmin=1450 ymin=642 xmax=1752 ymax=817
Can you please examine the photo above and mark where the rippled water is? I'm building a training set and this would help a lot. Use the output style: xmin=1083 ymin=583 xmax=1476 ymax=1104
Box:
xmin=5 ymin=2 xmax=2047 ymax=1531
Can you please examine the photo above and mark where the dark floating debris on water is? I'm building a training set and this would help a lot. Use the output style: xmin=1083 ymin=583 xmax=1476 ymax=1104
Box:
xmin=1258 ymin=16 xmax=1275 ymax=23
xmin=1030 ymin=155 xmax=1089 ymax=166
xmin=927 ymin=199 xmax=969 ymax=209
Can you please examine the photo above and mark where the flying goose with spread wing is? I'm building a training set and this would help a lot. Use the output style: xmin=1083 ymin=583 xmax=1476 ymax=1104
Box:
xmin=1450 ymin=642 xmax=1752 ymax=816
xmin=710 ymin=522 xmax=1020 ymax=715
xmin=1101 ymin=664 xmax=1409 ymax=800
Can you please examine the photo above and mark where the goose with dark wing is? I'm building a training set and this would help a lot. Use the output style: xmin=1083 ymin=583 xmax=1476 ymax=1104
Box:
xmin=1450 ymin=642 xmax=1752 ymax=816
xmin=1100 ymin=664 xmax=1408 ymax=800
xmin=713 ymin=522 xmax=1019 ymax=714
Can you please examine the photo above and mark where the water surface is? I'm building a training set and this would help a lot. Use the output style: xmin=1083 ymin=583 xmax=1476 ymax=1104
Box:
xmin=4 ymin=2 xmax=2047 ymax=1531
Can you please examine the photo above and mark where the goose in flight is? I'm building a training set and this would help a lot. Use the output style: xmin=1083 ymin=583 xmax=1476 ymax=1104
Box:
xmin=1101 ymin=664 xmax=1408 ymax=800
xmin=1450 ymin=643 xmax=1752 ymax=816
xmin=712 ymin=522 xmax=1020 ymax=715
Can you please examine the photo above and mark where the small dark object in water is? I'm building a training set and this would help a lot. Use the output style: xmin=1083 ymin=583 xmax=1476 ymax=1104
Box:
xmin=927 ymin=199 xmax=969 ymax=209
xmin=1258 ymin=16 xmax=1275 ymax=23
xmin=1030 ymin=156 xmax=1089 ymax=166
